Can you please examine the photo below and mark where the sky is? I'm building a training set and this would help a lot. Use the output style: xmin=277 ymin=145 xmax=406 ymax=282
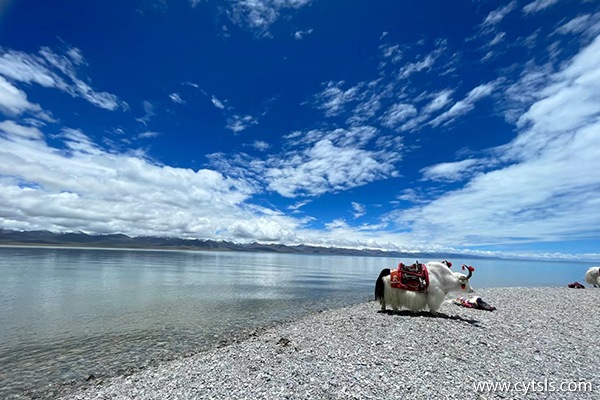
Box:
xmin=0 ymin=0 xmax=599 ymax=261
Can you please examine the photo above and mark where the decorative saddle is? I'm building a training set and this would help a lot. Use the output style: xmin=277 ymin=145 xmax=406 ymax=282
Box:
xmin=389 ymin=261 xmax=429 ymax=292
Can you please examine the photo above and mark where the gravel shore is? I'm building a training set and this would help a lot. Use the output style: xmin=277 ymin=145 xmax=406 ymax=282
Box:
xmin=59 ymin=287 xmax=600 ymax=400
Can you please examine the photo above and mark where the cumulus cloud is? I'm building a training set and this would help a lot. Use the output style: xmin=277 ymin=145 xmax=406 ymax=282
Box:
xmin=392 ymin=35 xmax=600 ymax=247
xmin=0 ymin=121 xmax=309 ymax=242
xmin=209 ymin=126 xmax=401 ymax=198
xmin=265 ymin=138 xmax=396 ymax=197
xmin=265 ymin=126 xmax=400 ymax=197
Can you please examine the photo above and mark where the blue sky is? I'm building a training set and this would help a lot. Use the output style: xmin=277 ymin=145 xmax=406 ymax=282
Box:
xmin=1 ymin=0 xmax=599 ymax=261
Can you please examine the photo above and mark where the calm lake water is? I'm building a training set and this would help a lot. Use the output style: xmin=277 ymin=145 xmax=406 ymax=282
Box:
xmin=0 ymin=246 xmax=593 ymax=399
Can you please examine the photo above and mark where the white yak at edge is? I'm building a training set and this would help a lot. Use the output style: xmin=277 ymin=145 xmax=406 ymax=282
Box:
xmin=585 ymin=266 xmax=600 ymax=287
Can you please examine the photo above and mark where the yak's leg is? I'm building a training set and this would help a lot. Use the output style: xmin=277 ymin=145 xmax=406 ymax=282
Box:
xmin=426 ymin=287 xmax=445 ymax=316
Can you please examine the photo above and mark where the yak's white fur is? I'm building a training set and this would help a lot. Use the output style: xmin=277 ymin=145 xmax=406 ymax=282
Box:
xmin=376 ymin=261 xmax=474 ymax=314
xmin=584 ymin=266 xmax=600 ymax=287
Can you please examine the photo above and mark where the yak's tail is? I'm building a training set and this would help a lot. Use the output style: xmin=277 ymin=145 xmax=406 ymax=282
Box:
xmin=374 ymin=268 xmax=391 ymax=301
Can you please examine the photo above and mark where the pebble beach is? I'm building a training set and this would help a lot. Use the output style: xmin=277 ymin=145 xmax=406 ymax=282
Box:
xmin=57 ymin=287 xmax=600 ymax=400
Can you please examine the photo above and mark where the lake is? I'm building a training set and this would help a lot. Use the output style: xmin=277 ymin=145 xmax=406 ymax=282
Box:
xmin=0 ymin=246 xmax=593 ymax=399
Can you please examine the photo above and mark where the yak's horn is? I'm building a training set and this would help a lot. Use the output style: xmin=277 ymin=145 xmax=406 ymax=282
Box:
xmin=461 ymin=264 xmax=474 ymax=279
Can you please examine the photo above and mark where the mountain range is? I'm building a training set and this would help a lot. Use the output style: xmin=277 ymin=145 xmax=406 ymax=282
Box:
xmin=0 ymin=229 xmax=469 ymax=260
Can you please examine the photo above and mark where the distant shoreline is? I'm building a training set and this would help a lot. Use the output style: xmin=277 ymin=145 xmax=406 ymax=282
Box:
xmin=2 ymin=229 xmax=598 ymax=263
xmin=0 ymin=229 xmax=476 ymax=260
xmin=0 ymin=242 xmax=237 ymax=252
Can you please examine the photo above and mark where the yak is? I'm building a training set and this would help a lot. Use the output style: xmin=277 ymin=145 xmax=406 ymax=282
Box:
xmin=585 ymin=266 xmax=600 ymax=287
xmin=375 ymin=261 xmax=475 ymax=314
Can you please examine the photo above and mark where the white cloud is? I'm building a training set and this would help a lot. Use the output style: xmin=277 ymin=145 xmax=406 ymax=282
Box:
xmin=554 ymin=13 xmax=600 ymax=38
xmin=287 ymin=200 xmax=310 ymax=213
xmin=227 ymin=217 xmax=296 ymax=241
xmin=265 ymin=132 xmax=399 ymax=197
xmin=252 ymin=140 xmax=270 ymax=151
xmin=380 ymin=44 xmax=403 ymax=63
xmin=0 ymin=120 xmax=44 ymax=140
xmin=420 ymin=159 xmax=480 ymax=182
xmin=0 ymin=46 xmax=126 ymax=111
xmin=0 ymin=122 xmax=311 ymax=242
xmin=398 ymin=53 xmax=436 ymax=79
xmin=138 ymin=131 xmax=160 ymax=139
xmin=315 ymin=81 xmax=361 ymax=117
xmin=227 ymin=114 xmax=258 ymax=133
xmin=488 ymin=32 xmax=506 ymax=46
xmin=211 ymin=126 xmax=401 ymax=198
xmin=422 ymin=89 xmax=453 ymax=114
xmin=508 ymin=34 xmax=600 ymax=152
xmin=0 ymin=76 xmax=43 ymax=116
xmin=59 ymin=128 xmax=104 ymax=155
xmin=347 ymin=94 xmax=382 ymax=125
xmin=294 ymin=28 xmax=313 ymax=39
xmin=285 ymin=125 xmax=378 ymax=149
xmin=136 ymin=100 xmax=155 ymax=125
xmin=380 ymin=103 xmax=417 ymax=130
xmin=482 ymin=1 xmax=516 ymax=27
xmin=351 ymin=201 xmax=366 ymax=218
xmin=391 ymin=35 xmax=600 ymax=247
xmin=230 ymin=0 xmax=312 ymax=32
xmin=211 ymin=95 xmax=225 ymax=109
xmin=429 ymin=82 xmax=496 ymax=127
xmin=169 ymin=93 xmax=185 ymax=104
xmin=523 ymin=0 xmax=559 ymax=15
xmin=311 ymin=41 xmax=452 ymax=131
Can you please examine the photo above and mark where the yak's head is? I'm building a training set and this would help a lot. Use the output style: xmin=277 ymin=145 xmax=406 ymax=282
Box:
xmin=453 ymin=264 xmax=475 ymax=293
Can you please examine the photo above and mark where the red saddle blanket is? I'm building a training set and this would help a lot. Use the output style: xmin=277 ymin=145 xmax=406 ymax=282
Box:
xmin=390 ymin=262 xmax=429 ymax=292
